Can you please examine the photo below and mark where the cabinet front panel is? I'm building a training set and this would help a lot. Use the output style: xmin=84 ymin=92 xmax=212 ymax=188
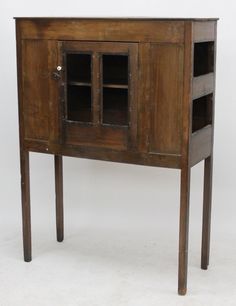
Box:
xmin=18 ymin=19 xmax=184 ymax=43
xmin=64 ymin=124 xmax=127 ymax=150
xmin=149 ymin=44 xmax=184 ymax=155
xmin=21 ymin=39 xmax=58 ymax=142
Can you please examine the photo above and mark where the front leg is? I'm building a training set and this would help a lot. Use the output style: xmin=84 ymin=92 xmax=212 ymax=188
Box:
xmin=55 ymin=155 xmax=64 ymax=242
xmin=20 ymin=150 xmax=32 ymax=262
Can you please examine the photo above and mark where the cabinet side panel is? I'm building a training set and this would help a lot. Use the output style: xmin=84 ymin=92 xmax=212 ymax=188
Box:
xmin=22 ymin=40 xmax=51 ymax=141
xmin=149 ymin=44 xmax=184 ymax=155
xmin=193 ymin=21 xmax=216 ymax=42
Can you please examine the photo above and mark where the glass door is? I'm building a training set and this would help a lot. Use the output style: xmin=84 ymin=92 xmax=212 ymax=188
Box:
xmin=59 ymin=41 xmax=138 ymax=150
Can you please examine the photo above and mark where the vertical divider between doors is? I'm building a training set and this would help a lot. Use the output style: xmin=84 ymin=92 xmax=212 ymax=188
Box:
xmin=57 ymin=41 xmax=66 ymax=145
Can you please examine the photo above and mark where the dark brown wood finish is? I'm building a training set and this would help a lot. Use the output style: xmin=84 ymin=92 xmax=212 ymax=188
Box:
xmin=178 ymin=21 xmax=193 ymax=296
xmin=179 ymin=166 xmax=191 ymax=295
xmin=201 ymin=21 xmax=217 ymax=271
xmin=22 ymin=39 xmax=50 ymax=141
xmin=137 ymin=42 xmax=151 ymax=153
xmin=15 ymin=17 xmax=218 ymax=295
xmin=16 ymin=21 xmax=32 ymax=262
xmin=17 ymin=19 xmax=185 ymax=43
xmin=190 ymin=125 xmax=212 ymax=166
xmin=20 ymin=150 xmax=32 ymax=262
xmin=201 ymin=155 xmax=213 ymax=269
xmin=192 ymin=73 xmax=214 ymax=100
xmin=149 ymin=43 xmax=183 ymax=155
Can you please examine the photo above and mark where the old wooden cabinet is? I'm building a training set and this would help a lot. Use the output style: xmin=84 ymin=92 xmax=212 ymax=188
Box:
xmin=15 ymin=17 xmax=218 ymax=295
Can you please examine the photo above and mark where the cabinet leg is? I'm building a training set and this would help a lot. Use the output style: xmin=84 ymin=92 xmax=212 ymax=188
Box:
xmin=20 ymin=150 xmax=32 ymax=262
xmin=201 ymin=156 xmax=213 ymax=270
xmin=55 ymin=155 xmax=64 ymax=242
xmin=178 ymin=166 xmax=191 ymax=295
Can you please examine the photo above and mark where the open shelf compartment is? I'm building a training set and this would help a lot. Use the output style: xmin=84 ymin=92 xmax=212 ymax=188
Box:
xmin=194 ymin=42 xmax=214 ymax=77
xmin=192 ymin=93 xmax=213 ymax=133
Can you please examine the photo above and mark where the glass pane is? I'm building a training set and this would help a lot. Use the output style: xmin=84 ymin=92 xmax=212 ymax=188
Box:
xmin=66 ymin=53 xmax=92 ymax=123
xmin=67 ymin=53 xmax=91 ymax=83
xmin=103 ymin=88 xmax=128 ymax=126
xmin=102 ymin=54 xmax=129 ymax=126
xmin=103 ymin=55 xmax=128 ymax=85
xmin=67 ymin=85 xmax=92 ymax=122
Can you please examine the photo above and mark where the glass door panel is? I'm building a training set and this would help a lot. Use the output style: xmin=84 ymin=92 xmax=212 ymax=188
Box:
xmin=103 ymin=55 xmax=128 ymax=85
xmin=102 ymin=54 xmax=129 ymax=126
xmin=67 ymin=86 xmax=92 ymax=122
xmin=67 ymin=53 xmax=91 ymax=83
xmin=66 ymin=53 xmax=92 ymax=122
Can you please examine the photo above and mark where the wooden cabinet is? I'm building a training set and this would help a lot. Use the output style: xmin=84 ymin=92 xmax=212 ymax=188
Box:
xmin=15 ymin=17 xmax=218 ymax=295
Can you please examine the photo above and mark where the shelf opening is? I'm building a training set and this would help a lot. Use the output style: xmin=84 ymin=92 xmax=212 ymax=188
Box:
xmin=102 ymin=88 xmax=129 ymax=126
xmin=192 ymin=94 xmax=213 ymax=133
xmin=67 ymin=85 xmax=92 ymax=123
xmin=194 ymin=42 xmax=214 ymax=77
xmin=102 ymin=55 xmax=128 ymax=85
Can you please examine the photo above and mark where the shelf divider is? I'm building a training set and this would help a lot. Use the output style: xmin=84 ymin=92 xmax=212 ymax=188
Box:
xmin=190 ymin=125 xmax=212 ymax=166
xmin=192 ymin=72 xmax=214 ymax=100
xmin=102 ymin=83 xmax=128 ymax=89
xmin=68 ymin=81 xmax=91 ymax=87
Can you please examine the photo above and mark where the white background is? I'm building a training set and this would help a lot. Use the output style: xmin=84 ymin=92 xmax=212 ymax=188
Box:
xmin=0 ymin=1 xmax=236 ymax=305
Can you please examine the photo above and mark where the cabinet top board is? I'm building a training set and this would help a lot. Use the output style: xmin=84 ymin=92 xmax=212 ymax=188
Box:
xmin=14 ymin=17 xmax=219 ymax=21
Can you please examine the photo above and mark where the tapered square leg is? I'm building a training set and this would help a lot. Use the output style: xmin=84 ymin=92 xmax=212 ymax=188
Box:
xmin=201 ymin=155 xmax=213 ymax=270
xmin=178 ymin=166 xmax=191 ymax=295
xmin=20 ymin=150 xmax=32 ymax=262
xmin=54 ymin=155 xmax=64 ymax=242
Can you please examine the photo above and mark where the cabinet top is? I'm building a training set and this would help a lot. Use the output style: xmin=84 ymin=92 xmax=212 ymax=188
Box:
xmin=14 ymin=17 xmax=219 ymax=21
xmin=15 ymin=17 xmax=217 ymax=43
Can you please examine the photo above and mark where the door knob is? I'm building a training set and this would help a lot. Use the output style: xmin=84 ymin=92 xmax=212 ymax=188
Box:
xmin=52 ymin=66 xmax=63 ymax=80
